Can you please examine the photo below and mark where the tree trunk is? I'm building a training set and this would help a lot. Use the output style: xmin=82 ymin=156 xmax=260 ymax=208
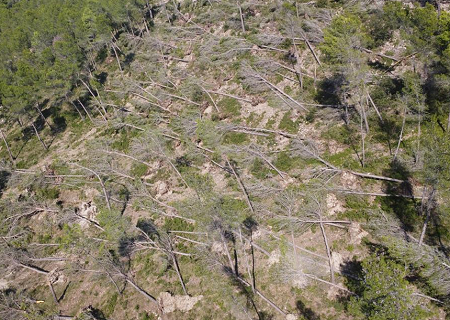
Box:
xmin=0 ymin=128 xmax=14 ymax=163
xmin=221 ymin=233 xmax=235 ymax=274
xmin=31 ymin=123 xmax=48 ymax=150
xmin=77 ymin=99 xmax=94 ymax=123
xmin=238 ymin=2 xmax=245 ymax=32
xmin=48 ymin=281 xmax=59 ymax=304
xmin=35 ymin=105 xmax=53 ymax=130
xmin=225 ymin=157 xmax=254 ymax=213
xmin=318 ymin=214 xmax=335 ymax=284
xmin=69 ymin=100 xmax=85 ymax=120
xmin=447 ymin=104 xmax=450 ymax=132
xmin=291 ymin=38 xmax=303 ymax=89
xmin=418 ymin=187 xmax=436 ymax=247
xmin=111 ymin=43 xmax=122 ymax=72
xmin=168 ymin=237 xmax=188 ymax=295
xmin=125 ymin=278 xmax=158 ymax=305
xmin=394 ymin=107 xmax=406 ymax=161
xmin=72 ymin=163 xmax=111 ymax=211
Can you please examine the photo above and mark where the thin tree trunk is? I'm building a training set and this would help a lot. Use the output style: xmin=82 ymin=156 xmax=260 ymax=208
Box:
xmin=367 ymin=93 xmax=383 ymax=121
xmin=418 ymin=187 xmax=436 ymax=247
xmin=111 ymin=43 xmax=122 ymax=72
xmin=417 ymin=104 xmax=422 ymax=164
xmin=221 ymin=233 xmax=235 ymax=274
xmin=125 ymin=278 xmax=158 ymax=305
xmin=79 ymin=79 xmax=108 ymax=117
xmin=255 ymin=72 xmax=307 ymax=111
xmin=394 ymin=107 xmax=407 ymax=161
xmin=291 ymin=38 xmax=303 ymax=89
xmin=236 ymin=276 xmax=287 ymax=316
xmin=31 ymin=123 xmax=48 ymax=150
xmin=318 ymin=214 xmax=335 ymax=284
xmin=48 ymin=281 xmax=59 ymax=304
xmin=168 ymin=237 xmax=188 ymax=295
xmin=77 ymin=99 xmax=94 ymax=123
xmin=304 ymin=37 xmax=321 ymax=66
xmin=0 ymin=128 xmax=14 ymax=163
xmin=72 ymin=163 xmax=111 ymax=211
xmin=35 ymin=105 xmax=53 ymax=130
xmin=238 ymin=2 xmax=245 ymax=32
xmin=200 ymin=85 xmax=220 ymax=112
xmin=15 ymin=262 xmax=49 ymax=275
xmin=225 ymin=157 xmax=254 ymax=213
xmin=207 ymin=90 xmax=252 ymax=103
xmin=106 ymin=271 xmax=122 ymax=294
xmin=447 ymin=104 xmax=450 ymax=132
xmin=360 ymin=106 xmax=365 ymax=168
xmin=238 ymin=228 xmax=254 ymax=293
xmin=248 ymin=148 xmax=286 ymax=180
xmin=69 ymin=100 xmax=85 ymax=120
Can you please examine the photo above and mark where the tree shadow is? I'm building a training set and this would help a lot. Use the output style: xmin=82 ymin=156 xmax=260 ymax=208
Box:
xmin=380 ymin=160 xmax=418 ymax=232
xmin=315 ymin=74 xmax=345 ymax=106
xmin=296 ymin=299 xmax=321 ymax=320
xmin=428 ymin=214 xmax=450 ymax=258
xmin=57 ymin=281 xmax=71 ymax=303
xmin=82 ymin=305 xmax=109 ymax=320
xmin=375 ymin=117 xmax=401 ymax=155
xmin=0 ymin=170 xmax=11 ymax=196
xmin=368 ymin=59 xmax=392 ymax=72
xmin=337 ymin=258 xmax=364 ymax=306
xmin=50 ymin=114 xmax=67 ymax=135
xmin=224 ymin=268 xmax=269 ymax=320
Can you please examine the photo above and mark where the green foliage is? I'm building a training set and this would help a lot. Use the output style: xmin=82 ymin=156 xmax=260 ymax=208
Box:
xmin=340 ymin=195 xmax=370 ymax=221
xmin=103 ymin=292 xmax=118 ymax=316
xmin=423 ymin=122 xmax=450 ymax=187
xmin=250 ymin=158 xmax=273 ymax=179
xmin=36 ymin=187 xmax=60 ymax=200
xmin=131 ymin=162 xmax=148 ymax=178
xmin=97 ymin=209 xmax=130 ymax=241
xmin=348 ymin=254 xmax=429 ymax=320
xmin=367 ymin=2 xmax=407 ymax=45
xmin=321 ymin=12 xmax=369 ymax=63
xmin=222 ymin=132 xmax=248 ymax=144
xmin=218 ymin=97 xmax=241 ymax=118
xmin=0 ymin=0 xmax=146 ymax=118
xmin=278 ymin=111 xmax=299 ymax=134
xmin=196 ymin=119 xmax=221 ymax=147
xmin=163 ymin=217 xmax=194 ymax=232
xmin=274 ymin=151 xmax=301 ymax=172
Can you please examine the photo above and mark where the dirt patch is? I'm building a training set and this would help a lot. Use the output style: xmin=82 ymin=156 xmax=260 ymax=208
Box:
xmin=78 ymin=202 xmax=98 ymax=229
xmin=326 ymin=193 xmax=344 ymax=216
xmin=0 ymin=278 xmax=9 ymax=290
xmin=348 ymin=222 xmax=368 ymax=245
xmin=340 ymin=171 xmax=359 ymax=189
xmin=158 ymin=292 xmax=203 ymax=313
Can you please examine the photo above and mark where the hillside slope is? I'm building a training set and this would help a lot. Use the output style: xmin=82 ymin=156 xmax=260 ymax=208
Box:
xmin=1 ymin=1 xmax=450 ymax=319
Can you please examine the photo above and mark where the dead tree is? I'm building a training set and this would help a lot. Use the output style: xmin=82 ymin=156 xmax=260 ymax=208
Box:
xmin=132 ymin=219 xmax=189 ymax=295
xmin=418 ymin=187 xmax=437 ymax=247
xmin=82 ymin=249 xmax=160 ymax=308
xmin=35 ymin=104 xmax=53 ymax=130
xmin=0 ymin=128 xmax=14 ymax=163
xmin=71 ymin=163 xmax=111 ymax=211
xmin=30 ymin=121 xmax=48 ymax=150
xmin=273 ymin=193 xmax=351 ymax=284
xmin=0 ymin=245 xmax=64 ymax=305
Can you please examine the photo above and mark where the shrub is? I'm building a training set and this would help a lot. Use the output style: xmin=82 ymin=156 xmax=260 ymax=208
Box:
xmin=347 ymin=254 xmax=429 ymax=320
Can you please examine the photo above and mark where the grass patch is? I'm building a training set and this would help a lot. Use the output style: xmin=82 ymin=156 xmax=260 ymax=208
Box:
xmin=223 ymin=132 xmax=248 ymax=144
xmin=218 ymin=97 xmax=241 ymax=118
xmin=278 ymin=111 xmax=299 ymax=134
